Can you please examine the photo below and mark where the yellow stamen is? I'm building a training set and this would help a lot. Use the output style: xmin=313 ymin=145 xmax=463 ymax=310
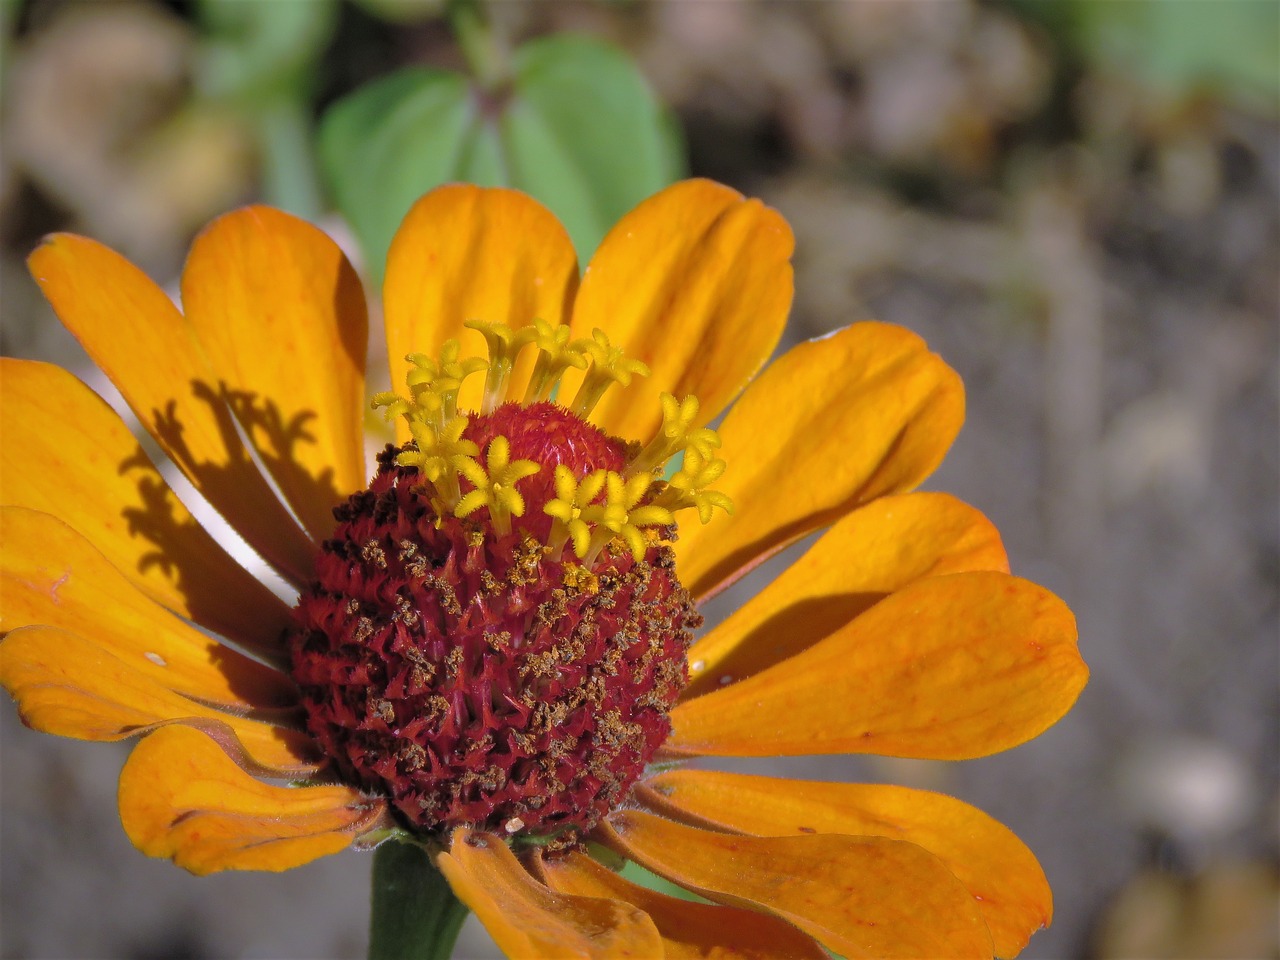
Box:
xmin=544 ymin=466 xmax=608 ymax=561
xmin=394 ymin=415 xmax=478 ymax=509
xmin=374 ymin=341 xmax=486 ymax=428
xmin=466 ymin=320 xmax=538 ymax=414
xmin=455 ymin=436 xmax=540 ymax=537
xmin=570 ymin=329 xmax=651 ymax=418
xmin=561 ymin=564 xmax=599 ymax=595
xmin=522 ymin=319 xmax=589 ymax=404
xmin=580 ymin=471 xmax=674 ymax=565
xmin=627 ymin=393 xmax=722 ymax=478
xmin=652 ymin=447 xmax=733 ymax=525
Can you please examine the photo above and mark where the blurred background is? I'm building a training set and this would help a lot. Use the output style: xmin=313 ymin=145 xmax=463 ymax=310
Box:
xmin=1 ymin=1 xmax=1277 ymax=958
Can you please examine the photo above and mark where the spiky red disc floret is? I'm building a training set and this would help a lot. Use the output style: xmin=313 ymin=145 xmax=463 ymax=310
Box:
xmin=289 ymin=419 xmax=699 ymax=846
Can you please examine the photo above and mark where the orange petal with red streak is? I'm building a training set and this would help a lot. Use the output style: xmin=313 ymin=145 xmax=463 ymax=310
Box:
xmin=566 ymin=179 xmax=794 ymax=439
xmin=0 ymin=625 xmax=318 ymax=776
xmin=646 ymin=769 xmax=1049 ymax=958
xmin=541 ymin=849 xmax=828 ymax=959
xmin=0 ymin=507 xmax=296 ymax=711
xmin=674 ymin=322 xmax=964 ymax=600
xmin=0 ymin=358 xmax=292 ymax=657
xmin=382 ymin=184 xmax=579 ymax=422
xmin=684 ymin=492 xmax=1008 ymax=698
xmin=599 ymin=810 xmax=993 ymax=959
xmin=667 ymin=571 xmax=1087 ymax=760
xmin=27 ymin=234 xmax=316 ymax=584
xmin=181 ymin=206 xmax=369 ymax=539
xmin=436 ymin=828 xmax=662 ymax=959
xmin=118 ymin=725 xmax=378 ymax=875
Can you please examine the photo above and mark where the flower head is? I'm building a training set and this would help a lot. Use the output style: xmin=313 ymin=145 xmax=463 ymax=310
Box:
xmin=1 ymin=180 xmax=1088 ymax=958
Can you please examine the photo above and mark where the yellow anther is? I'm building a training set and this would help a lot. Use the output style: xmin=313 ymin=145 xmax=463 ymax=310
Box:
xmin=580 ymin=471 xmax=675 ymax=564
xmin=455 ymin=436 xmax=540 ymax=537
xmin=466 ymin=320 xmax=538 ymax=414
xmin=373 ymin=341 xmax=486 ymax=428
xmin=370 ymin=391 xmax=413 ymax=423
xmin=407 ymin=341 xmax=488 ymax=421
xmin=544 ymin=466 xmax=608 ymax=560
xmin=561 ymin=564 xmax=599 ymax=595
xmin=394 ymin=415 xmax=478 ymax=508
xmin=522 ymin=319 xmax=589 ymax=404
xmin=627 ymin=393 xmax=723 ymax=478
xmin=653 ymin=448 xmax=733 ymax=525
xmin=569 ymin=328 xmax=651 ymax=418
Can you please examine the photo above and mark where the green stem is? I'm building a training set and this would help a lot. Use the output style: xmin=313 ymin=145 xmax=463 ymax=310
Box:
xmin=255 ymin=93 xmax=323 ymax=221
xmin=447 ymin=0 xmax=509 ymax=92
xmin=369 ymin=840 xmax=469 ymax=960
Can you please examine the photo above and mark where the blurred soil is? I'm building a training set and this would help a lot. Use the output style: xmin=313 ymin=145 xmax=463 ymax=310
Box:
xmin=2 ymin=1 xmax=1277 ymax=958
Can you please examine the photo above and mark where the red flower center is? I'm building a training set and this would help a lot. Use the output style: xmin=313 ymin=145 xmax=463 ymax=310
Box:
xmin=288 ymin=402 xmax=701 ymax=846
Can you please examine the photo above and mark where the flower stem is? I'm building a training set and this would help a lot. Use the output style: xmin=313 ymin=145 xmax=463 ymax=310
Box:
xmin=447 ymin=0 xmax=509 ymax=92
xmin=369 ymin=840 xmax=468 ymax=960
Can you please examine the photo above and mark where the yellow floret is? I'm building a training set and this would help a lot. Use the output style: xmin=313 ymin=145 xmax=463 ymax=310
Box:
xmin=569 ymin=328 xmax=651 ymax=418
xmin=455 ymin=436 xmax=541 ymax=536
xmin=523 ymin=319 xmax=589 ymax=404
xmin=465 ymin=320 xmax=540 ymax=414
xmin=653 ymin=447 xmax=733 ymax=525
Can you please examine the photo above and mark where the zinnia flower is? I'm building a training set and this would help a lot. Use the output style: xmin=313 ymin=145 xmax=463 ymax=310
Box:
xmin=1 ymin=179 xmax=1087 ymax=959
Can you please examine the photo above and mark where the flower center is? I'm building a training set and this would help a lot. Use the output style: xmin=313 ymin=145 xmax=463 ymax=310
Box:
xmin=288 ymin=322 xmax=729 ymax=847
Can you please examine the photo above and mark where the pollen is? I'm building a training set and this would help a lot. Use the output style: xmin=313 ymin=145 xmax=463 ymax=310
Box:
xmin=288 ymin=321 xmax=727 ymax=846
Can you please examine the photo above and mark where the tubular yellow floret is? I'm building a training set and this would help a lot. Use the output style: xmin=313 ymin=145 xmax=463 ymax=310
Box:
xmin=570 ymin=328 xmax=651 ymax=418
xmin=579 ymin=471 xmax=675 ymax=565
xmin=522 ymin=319 xmax=589 ymax=404
xmin=409 ymin=341 xmax=488 ymax=422
xmin=395 ymin=415 xmax=478 ymax=508
xmin=652 ymin=447 xmax=733 ymax=524
xmin=455 ymin=436 xmax=541 ymax=537
xmin=544 ymin=466 xmax=609 ymax=560
xmin=374 ymin=341 xmax=487 ymax=429
xmin=466 ymin=320 xmax=539 ymax=414
xmin=627 ymin=393 xmax=723 ymax=478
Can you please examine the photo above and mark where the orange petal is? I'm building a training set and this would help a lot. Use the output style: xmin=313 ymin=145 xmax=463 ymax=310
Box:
xmin=684 ymin=492 xmax=1008 ymax=698
xmin=0 ymin=507 xmax=296 ymax=711
xmin=667 ymin=571 xmax=1086 ymax=760
xmin=436 ymin=828 xmax=662 ymax=959
xmin=118 ymin=725 xmax=378 ymax=875
xmin=599 ymin=810 xmax=993 ymax=960
xmin=540 ymin=849 xmax=829 ymax=960
xmin=0 ymin=625 xmax=318 ymax=776
xmin=0 ymin=358 xmax=292 ymax=656
xmin=566 ymin=179 xmax=794 ymax=439
xmin=646 ymin=769 xmax=1049 ymax=958
xmin=382 ymin=184 xmax=579 ymax=422
xmin=673 ymin=322 xmax=964 ymax=600
xmin=180 ymin=206 xmax=369 ymax=539
xmin=28 ymin=234 xmax=316 ymax=584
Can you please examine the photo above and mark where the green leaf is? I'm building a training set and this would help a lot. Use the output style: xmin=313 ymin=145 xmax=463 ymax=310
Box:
xmin=502 ymin=33 xmax=685 ymax=261
xmin=1070 ymin=0 xmax=1280 ymax=108
xmin=319 ymin=68 xmax=477 ymax=283
xmin=319 ymin=34 xmax=684 ymax=283
xmin=196 ymin=0 xmax=338 ymax=99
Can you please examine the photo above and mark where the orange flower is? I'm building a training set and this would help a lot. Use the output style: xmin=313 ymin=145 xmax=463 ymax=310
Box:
xmin=0 ymin=180 xmax=1087 ymax=959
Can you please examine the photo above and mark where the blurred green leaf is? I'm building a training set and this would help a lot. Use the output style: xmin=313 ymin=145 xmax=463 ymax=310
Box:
xmin=197 ymin=0 xmax=338 ymax=98
xmin=195 ymin=0 xmax=338 ymax=219
xmin=352 ymin=0 xmax=447 ymax=25
xmin=502 ymin=34 xmax=685 ymax=262
xmin=319 ymin=33 xmax=684 ymax=282
xmin=1070 ymin=0 xmax=1279 ymax=108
